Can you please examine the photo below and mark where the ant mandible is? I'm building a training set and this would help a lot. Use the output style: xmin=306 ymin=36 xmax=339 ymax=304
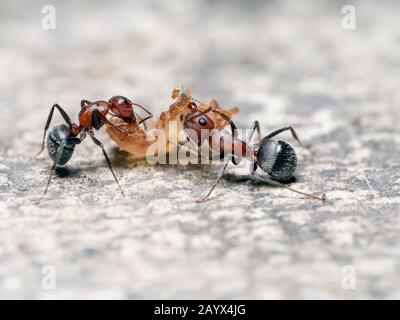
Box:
xmin=33 ymin=96 xmax=153 ymax=198
xmin=180 ymin=102 xmax=326 ymax=202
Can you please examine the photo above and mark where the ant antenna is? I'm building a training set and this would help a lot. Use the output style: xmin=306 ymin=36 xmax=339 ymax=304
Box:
xmin=131 ymin=102 xmax=153 ymax=125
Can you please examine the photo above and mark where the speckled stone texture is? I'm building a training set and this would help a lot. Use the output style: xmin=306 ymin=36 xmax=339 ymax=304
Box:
xmin=0 ymin=0 xmax=399 ymax=299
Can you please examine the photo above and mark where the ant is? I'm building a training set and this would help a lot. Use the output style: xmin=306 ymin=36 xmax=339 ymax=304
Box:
xmin=180 ymin=102 xmax=326 ymax=202
xmin=33 ymin=96 xmax=152 ymax=198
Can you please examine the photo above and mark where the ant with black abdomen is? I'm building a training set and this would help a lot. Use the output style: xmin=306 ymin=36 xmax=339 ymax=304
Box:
xmin=33 ymin=96 xmax=152 ymax=199
xmin=180 ymin=102 xmax=326 ymax=202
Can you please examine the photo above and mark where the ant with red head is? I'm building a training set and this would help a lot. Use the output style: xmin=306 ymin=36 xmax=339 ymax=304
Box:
xmin=181 ymin=102 xmax=326 ymax=202
xmin=33 ymin=96 xmax=152 ymax=198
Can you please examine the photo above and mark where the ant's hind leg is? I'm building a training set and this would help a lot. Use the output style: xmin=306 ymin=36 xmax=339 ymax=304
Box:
xmin=34 ymin=139 xmax=66 ymax=204
xmin=33 ymin=104 xmax=73 ymax=159
xmin=250 ymin=170 xmax=325 ymax=202
xmin=89 ymin=133 xmax=125 ymax=196
xmin=263 ymin=126 xmax=310 ymax=148
xmin=246 ymin=121 xmax=261 ymax=144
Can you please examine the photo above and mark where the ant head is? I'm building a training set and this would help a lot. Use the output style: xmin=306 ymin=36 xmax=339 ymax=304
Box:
xmin=108 ymin=96 xmax=136 ymax=123
xmin=183 ymin=102 xmax=215 ymax=147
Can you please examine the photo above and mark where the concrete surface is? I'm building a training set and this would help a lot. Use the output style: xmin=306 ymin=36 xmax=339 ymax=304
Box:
xmin=0 ymin=0 xmax=399 ymax=299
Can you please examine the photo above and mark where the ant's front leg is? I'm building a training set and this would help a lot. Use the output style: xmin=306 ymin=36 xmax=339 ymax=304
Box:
xmin=108 ymin=118 xmax=132 ymax=131
xmin=246 ymin=121 xmax=261 ymax=144
xmin=33 ymin=104 xmax=73 ymax=159
xmin=92 ymin=109 xmax=129 ymax=134
xmin=88 ymin=132 xmax=125 ymax=196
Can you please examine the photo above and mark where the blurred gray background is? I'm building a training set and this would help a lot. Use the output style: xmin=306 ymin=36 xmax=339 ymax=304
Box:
xmin=0 ymin=0 xmax=399 ymax=299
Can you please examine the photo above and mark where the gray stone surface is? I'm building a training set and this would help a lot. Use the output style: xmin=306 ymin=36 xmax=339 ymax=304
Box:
xmin=0 ymin=0 xmax=399 ymax=299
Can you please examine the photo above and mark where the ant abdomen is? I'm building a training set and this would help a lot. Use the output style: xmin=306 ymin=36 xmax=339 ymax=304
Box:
xmin=257 ymin=139 xmax=297 ymax=182
xmin=47 ymin=124 xmax=79 ymax=165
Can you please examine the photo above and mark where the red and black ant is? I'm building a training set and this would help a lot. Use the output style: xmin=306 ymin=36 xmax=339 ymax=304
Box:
xmin=180 ymin=102 xmax=326 ymax=202
xmin=33 ymin=96 xmax=152 ymax=198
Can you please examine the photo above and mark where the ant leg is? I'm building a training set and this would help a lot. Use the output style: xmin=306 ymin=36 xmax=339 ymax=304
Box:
xmin=246 ymin=121 xmax=261 ymax=144
xmin=88 ymin=132 xmax=125 ymax=196
xmin=43 ymin=140 xmax=65 ymax=196
xmin=33 ymin=104 xmax=72 ymax=159
xmin=92 ymin=109 xmax=127 ymax=133
xmin=262 ymin=126 xmax=309 ymax=148
xmin=35 ymin=136 xmax=82 ymax=203
xmin=81 ymin=100 xmax=91 ymax=109
xmin=197 ymin=161 xmax=230 ymax=203
xmin=250 ymin=169 xmax=325 ymax=202
xmin=34 ymin=139 xmax=66 ymax=204
xmin=211 ymin=109 xmax=238 ymax=138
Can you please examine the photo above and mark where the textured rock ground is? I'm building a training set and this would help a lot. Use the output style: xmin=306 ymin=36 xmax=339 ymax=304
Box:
xmin=0 ymin=0 xmax=399 ymax=299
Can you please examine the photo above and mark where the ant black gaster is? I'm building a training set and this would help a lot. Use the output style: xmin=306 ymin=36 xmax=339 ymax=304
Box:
xmin=33 ymin=96 xmax=152 ymax=198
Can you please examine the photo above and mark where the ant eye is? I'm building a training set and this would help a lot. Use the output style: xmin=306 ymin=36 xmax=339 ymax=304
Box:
xmin=198 ymin=118 xmax=207 ymax=126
